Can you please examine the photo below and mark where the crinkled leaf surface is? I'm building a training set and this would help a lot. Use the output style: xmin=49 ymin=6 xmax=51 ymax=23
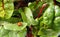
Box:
xmin=55 ymin=5 xmax=60 ymax=17
xmin=43 ymin=3 xmax=54 ymax=26
xmin=0 ymin=27 xmax=26 ymax=37
xmin=38 ymin=28 xmax=58 ymax=37
xmin=0 ymin=0 xmax=14 ymax=19
xmin=4 ymin=0 xmax=14 ymax=19
xmin=54 ymin=17 xmax=60 ymax=31
xmin=1 ymin=21 xmax=27 ymax=31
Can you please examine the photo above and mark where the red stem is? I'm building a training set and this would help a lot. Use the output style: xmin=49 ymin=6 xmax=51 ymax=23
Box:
xmin=37 ymin=3 xmax=47 ymax=18
xmin=26 ymin=26 xmax=34 ymax=37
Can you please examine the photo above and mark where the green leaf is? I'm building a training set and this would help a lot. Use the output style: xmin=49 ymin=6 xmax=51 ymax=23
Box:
xmin=9 ymin=31 xmax=17 ymax=37
xmin=8 ymin=29 xmax=26 ymax=37
xmin=5 ymin=17 xmax=22 ymax=23
xmin=17 ymin=29 xmax=27 ymax=37
xmin=0 ymin=27 xmax=26 ymax=37
xmin=4 ymin=0 xmax=13 ymax=3
xmin=4 ymin=1 xmax=14 ymax=19
xmin=0 ymin=0 xmax=14 ymax=19
xmin=55 ymin=5 xmax=60 ymax=17
xmin=19 ymin=8 xmax=38 ymax=25
xmin=3 ymin=34 xmax=9 ymax=37
xmin=0 ymin=17 xmax=22 ymax=23
xmin=1 ymin=22 xmax=27 ymax=31
xmin=24 ymin=7 xmax=38 ymax=25
xmin=19 ymin=8 xmax=27 ymax=22
xmin=43 ymin=3 xmax=54 ymax=26
xmin=0 ymin=27 xmax=9 ymax=37
xmin=0 ymin=10 xmax=5 ymax=18
xmin=56 ymin=0 xmax=60 ymax=2
xmin=28 ymin=2 xmax=36 ymax=11
xmin=54 ymin=17 xmax=60 ymax=31
xmin=38 ymin=28 xmax=57 ymax=37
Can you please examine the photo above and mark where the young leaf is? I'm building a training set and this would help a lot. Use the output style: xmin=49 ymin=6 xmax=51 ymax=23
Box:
xmin=24 ymin=7 xmax=38 ymax=25
xmin=1 ymin=22 xmax=27 ymax=31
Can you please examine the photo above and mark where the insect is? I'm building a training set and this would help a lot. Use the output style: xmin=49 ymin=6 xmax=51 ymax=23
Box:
xmin=17 ymin=22 xmax=22 ymax=26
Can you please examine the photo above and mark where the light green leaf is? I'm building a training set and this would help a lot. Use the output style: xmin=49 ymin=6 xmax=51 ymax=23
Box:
xmin=17 ymin=29 xmax=26 ymax=37
xmin=9 ymin=31 xmax=17 ymax=37
xmin=0 ymin=0 xmax=14 ymax=19
xmin=0 ymin=27 xmax=9 ymax=37
xmin=4 ymin=2 xmax=14 ymax=19
xmin=2 ymin=22 xmax=27 ymax=31
xmin=55 ymin=5 xmax=60 ymax=17
xmin=24 ymin=7 xmax=38 ymax=25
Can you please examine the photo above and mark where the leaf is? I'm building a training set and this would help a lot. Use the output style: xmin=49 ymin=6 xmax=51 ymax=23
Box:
xmin=0 ymin=27 xmax=26 ymax=37
xmin=28 ymin=2 xmax=36 ymax=11
xmin=5 ymin=17 xmax=22 ymax=23
xmin=8 ymin=29 xmax=26 ymax=37
xmin=8 ymin=31 xmax=17 ymax=37
xmin=0 ymin=17 xmax=22 ymax=23
xmin=0 ymin=0 xmax=14 ymax=19
xmin=54 ymin=17 xmax=60 ymax=31
xmin=19 ymin=8 xmax=27 ymax=22
xmin=38 ymin=28 xmax=57 ymax=37
xmin=17 ymin=29 xmax=27 ymax=37
xmin=24 ymin=7 xmax=38 ymax=25
xmin=1 ymin=22 xmax=27 ymax=31
xmin=0 ymin=27 xmax=9 ymax=37
xmin=4 ymin=0 xmax=13 ymax=3
xmin=43 ymin=3 xmax=54 ymax=26
xmin=4 ymin=1 xmax=14 ymax=19
xmin=3 ymin=34 xmax=9 ymax=37
xmin=56 ymin=0 xmax=60 ymax=2
xmin=0 ymin=10 xmax=5 ymax=18
xmin=54 ymin=5 xmax=60 ymax=32
xmin=55 ymin=5 xmax=60 ymax=17
xmin=0 ymin=1 xmax=2 ymax=7
xmin=0 ymin=2 xmax=5 ymax=18
xmin=19 ymin=8 xmax=38 ymax=26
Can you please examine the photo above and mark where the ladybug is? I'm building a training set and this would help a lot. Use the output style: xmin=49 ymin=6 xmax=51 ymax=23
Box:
xmin=17 ymin=22 xmax=22 ymax=26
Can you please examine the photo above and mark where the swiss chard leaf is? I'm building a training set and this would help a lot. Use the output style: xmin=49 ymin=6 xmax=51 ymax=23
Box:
xmin=24 ymin=7 xmax=38 ymax=25
xmin=43 ymin=3 xmax=54 ymax=26
xmin=55 ymin=5 xmax=60 ymax=17
xmin=4 ymin=0 xmax=14 ymax=19
xmin=0 ymin=0 xmax=14 ymax=19
xmin=0 ymin=22 xmax=27 ymax=31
